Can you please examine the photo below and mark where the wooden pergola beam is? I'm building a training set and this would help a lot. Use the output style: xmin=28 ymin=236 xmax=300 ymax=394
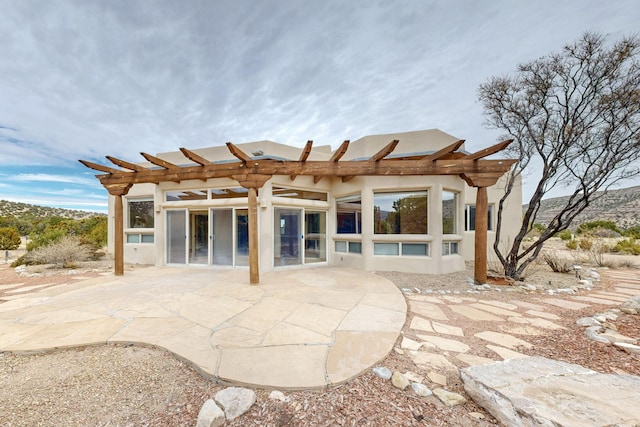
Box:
xmin=315 ymin=140 xmax=350 ymax=183
xmin=291 ymin=140 xmax=313 ymax=181
xmin=106 ymin=156 xmax=146 ymax=172
xmin=226 ymin=142 xmax=253 ymax=163
xmin=180 ymin=147 xmax=213 ymax=166
xmin=464 ymin=139 xmax=513 ymax=161
xmin=422 ymin=139 xmax=465 ymax=162
xmin=78 ymin=160 xmax=124 ymax=175
xmin=140 ymin=152 xmax=179 ymax=169
xmin=370 ymin=139 xmax=399 ymax=162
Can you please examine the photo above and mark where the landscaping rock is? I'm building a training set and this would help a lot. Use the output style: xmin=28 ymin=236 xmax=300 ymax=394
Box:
xmin=599 ymin=329 xmax=637 ymax=344
xmin=621 ymin=307 xmax=638 ymax=315
xmin=432 ymin=388 xmax=466 ymax=406
xmin=391 ymin=371 xmax=410 ymax=390
xmin=214 ymin=387 xmax=256 ymax=420
xmin=196 ymin=399 xmax=225 ymax=427
xmin=613 ymin=342 xmax=640 ymax=355
xmin=576 ymin=317 xmax=600 ymax=327
xmin=269 ymin=390 xmax=288 ymax=402
xmin=584 ymin=326 xmax=610 ymax=343
xmin=372 ymin=366 xmax=392 ymax=380
xmin=411 ymin=382 xmax=433 ymax=397
xmin=621 ymin=295 xmax=640 ymax=312
xmin=461 ymin=356 xmax=640 ymax=427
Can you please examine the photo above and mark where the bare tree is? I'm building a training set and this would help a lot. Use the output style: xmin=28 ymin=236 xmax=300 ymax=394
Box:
xmin=478 ymin=32 xmax=640 ymax=280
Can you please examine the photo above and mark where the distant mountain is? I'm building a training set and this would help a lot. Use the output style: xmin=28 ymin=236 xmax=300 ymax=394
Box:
xmin=524 ymin=185 xmax=640 ymax=229
xmin=0 ymin=200 xmax=105 ymax=220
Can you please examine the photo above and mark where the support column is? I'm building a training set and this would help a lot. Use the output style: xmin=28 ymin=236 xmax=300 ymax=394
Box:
xmin=114 ymin=194 xmax=124 ymax=276
xmin=474 ymin=186 xmax=488 ymax=284
xmin=248 ymin=187 xmax=259 ymax=285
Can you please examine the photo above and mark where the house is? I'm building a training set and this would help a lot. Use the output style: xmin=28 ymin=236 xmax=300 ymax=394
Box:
xmin=90 ymin=129 xmax=521 ymax=282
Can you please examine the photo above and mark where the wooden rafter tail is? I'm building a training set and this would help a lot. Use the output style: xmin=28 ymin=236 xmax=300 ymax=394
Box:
xmin=330 ymin=140 xmax=350 ymax=161
xmin=78 ymin=159 xmax=122 ymax=175
xmin=226 ymin=142 xmax=252 ymax=162
xmin=291 ymin=140 xmax=313 ymax=181
xmin=464 ymin=139 xmax=514 ymax=161
xmin=342 ymin=176 xmax=356 ymax=183
xmin=140 ymin=152 xmax=179 ymax=169
xmin=180 ymin=147 xmax=212 ymax=166
xmin=315 ymin=140 xmax=350 ymax=183
xmin=106 ymin=156 xmax=146 ymax=172
xmin=370 ymin=139 xmax=399 ymax=162
xmin=421 ymin=139 xmax=465 ymax=162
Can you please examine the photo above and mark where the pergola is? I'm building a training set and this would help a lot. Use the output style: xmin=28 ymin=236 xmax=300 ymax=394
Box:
xmin=80 ymin=138 xmax=516 ymax=285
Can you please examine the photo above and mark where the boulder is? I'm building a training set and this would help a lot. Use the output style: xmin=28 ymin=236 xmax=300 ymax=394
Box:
xmin=461 ymin=357 xmax=640 ymax=427
xmin=196 ymin=399 xmax=225 ymax=427
xmin=214 ymin=387 xmax=256 ymax=420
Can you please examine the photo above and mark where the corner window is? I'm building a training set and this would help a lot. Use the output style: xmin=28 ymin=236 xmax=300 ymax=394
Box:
xmin=336 ymin=195 xmax=362 ymax=234
xmin=465 ymin=204 xmax=494 ymax=231
xmin=442 ymin=191 xmax=458 ymax=234
xmin=373 ymin=191 xmax=428 ymax=234
xmin=127 ymin=199 xmax=154 ymax=229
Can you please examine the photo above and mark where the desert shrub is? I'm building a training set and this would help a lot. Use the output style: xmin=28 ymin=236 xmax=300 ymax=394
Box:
xmin=578 ymin=239 xmax=593 ymax=251
xmin=27 ymin=227 xmax=66 ymax=251
xmin=556 ymin=230 xmax=572 ymax=240
xmin=576 ymin=221 xmax=621 ymax=237
xmin=542 ymin=252 xmax=573 ymax=273
xmin=24 ymin=236 xmax=92 ymax=268
xmin=617 ymin=259 xmax=639 ymax=268
xmin=612 ymin=238 xmax=640 ymax=255
xmin=0 ymin=227 xmax=21 ymax=250
xmin=623 ymin=226 xmax=640 ymax=239
xmin=565 ymin=240 xmax=578 ymax=250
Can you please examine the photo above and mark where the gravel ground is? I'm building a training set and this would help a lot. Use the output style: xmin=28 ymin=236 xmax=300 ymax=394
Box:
xmin=1 ymin=260 xmax=638 ymax=426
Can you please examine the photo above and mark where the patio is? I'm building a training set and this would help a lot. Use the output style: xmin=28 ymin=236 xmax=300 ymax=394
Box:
xmin=0 ymin=267 xmax=406 ymax=390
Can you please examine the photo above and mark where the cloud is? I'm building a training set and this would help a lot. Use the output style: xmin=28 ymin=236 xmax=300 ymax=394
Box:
xmin=0 ymin=0 xmax=639 ymax=206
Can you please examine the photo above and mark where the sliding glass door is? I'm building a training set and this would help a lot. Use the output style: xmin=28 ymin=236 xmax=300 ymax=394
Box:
xmin=274 ymin=208 xmax=326 ymax=266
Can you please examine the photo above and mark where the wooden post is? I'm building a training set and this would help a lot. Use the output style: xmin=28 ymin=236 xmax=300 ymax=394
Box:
xmin=248 ymin=187 xmax=259 ymax=285
xmin=114 ymin=194 xmax=124 ymax=276
xmin=474 ymin=186 xmax=488 ymax=284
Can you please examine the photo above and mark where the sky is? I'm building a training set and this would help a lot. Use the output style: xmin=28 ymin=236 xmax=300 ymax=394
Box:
xmin=1 ymin=0 xmax=639 ymax=214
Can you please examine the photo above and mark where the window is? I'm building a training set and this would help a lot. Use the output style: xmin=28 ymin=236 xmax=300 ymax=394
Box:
xmin=126 ymin=233 xmax=154 ymax=244
xmin=127 ymin=199 xmax=154 ymax=228
xmin=442 ymin=191 xmax=457 ymax=234
xmin=373 ymin=191 xmax=428 ymax=234
xmin=465 ymin=204 xmax=494 ymax=231
xmin=336 ymin=195 xmax=362 ymax=234
xmin=273 ymin=186 xmax=327 ymax=201
xmin=165 ymin=190 xmax=208 ymax=201
xmin=334 ymin=240 xmax=362 ymax=254
xmin=373 ymin=242 xmax=429 ymax=256
xmin=442 ymin=241 xmax=458 ymax=255
xmin=210 ymin=188 xmax=248 ymax=199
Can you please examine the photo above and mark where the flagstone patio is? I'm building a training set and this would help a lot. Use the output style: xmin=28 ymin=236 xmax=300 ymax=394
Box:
xmin=0 ymin=267 xmax=406 ymax=390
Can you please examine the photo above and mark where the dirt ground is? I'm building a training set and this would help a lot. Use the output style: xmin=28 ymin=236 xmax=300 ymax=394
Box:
xmin=1 ymin=244 xmax=639 ymax=426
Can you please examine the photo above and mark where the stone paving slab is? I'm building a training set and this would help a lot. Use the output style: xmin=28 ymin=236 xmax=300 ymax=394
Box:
xmin=0 ymin=267 xmax=405 ymax=390
xmin=572 ymin=295 xmax=618 ymax=305
xmin=449 ymin=304 xmax=504 ymax=322
xmin=408 ymin=301 xmax=449 ymax=321
xmin=614 ymin=287 xmax=640 ymax=295
xmin=538 ymin=298 xmax=591 ymax=310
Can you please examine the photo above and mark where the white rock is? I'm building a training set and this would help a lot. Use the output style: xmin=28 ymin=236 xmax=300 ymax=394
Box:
xmin=196 ymin=399 xmax=225 ymax=427
xmin=214 ymin=387 xmax=257 ymax=420
xmin=555 ymin=288 xmax=576 ymax=294
xmin=622 ymin=296 xmax=640 ymax=311
xmin=461 ymin=356 xmax=640 ymax=427
xmin=411 ymin=382 xmax=433 ymax=397
xmin=403 ymin=371 xmax=423 ymax=383
xmin=585 ymin=326 xmax=610 ymax=343
xmin=269 ymin=390 xmax=288 ymax=402
xmin=372 ymin=366 xmax=392 ymax=380
xmin=576 ymin=317 xmax=600 ymax=327
xmin=614 ymin=342 xmax=640 ymax=355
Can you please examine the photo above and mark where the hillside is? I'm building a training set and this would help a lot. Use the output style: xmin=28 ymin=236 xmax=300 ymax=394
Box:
xmin=0 ymin=200 xmax=105 ymax=220
xmin=525 ymin=185 xmax=640 ymax=229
